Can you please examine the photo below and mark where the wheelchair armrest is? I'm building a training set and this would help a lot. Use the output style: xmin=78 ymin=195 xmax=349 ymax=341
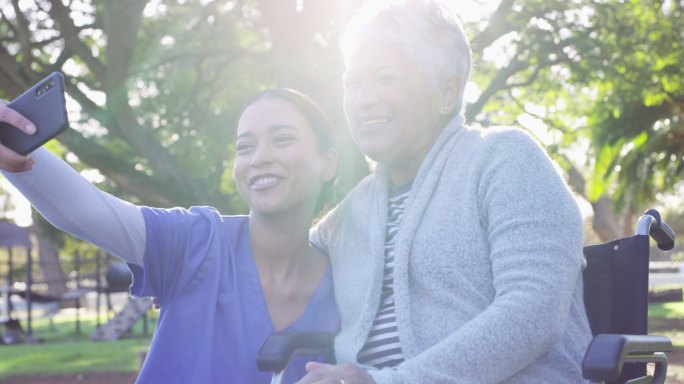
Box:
xmin=582 ymin=334 xmax=672 ymax=382
xmin=257 ymin=331 xmax=337 ymax=373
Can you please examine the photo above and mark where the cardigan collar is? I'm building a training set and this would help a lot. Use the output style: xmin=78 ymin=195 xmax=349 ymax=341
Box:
xmin=368 ymin=113 xmax=467 ymax=357
xmin=373 ymin=114 xmax=466 ymax=194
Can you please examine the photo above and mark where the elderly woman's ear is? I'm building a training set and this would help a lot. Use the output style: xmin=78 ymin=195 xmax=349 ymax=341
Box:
xmin=439 ymin=75 xmax=461 ymax=116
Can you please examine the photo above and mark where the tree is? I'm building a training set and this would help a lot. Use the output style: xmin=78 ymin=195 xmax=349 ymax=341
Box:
xmin=1 ymin=0 xmax=681 ymax=249
xmin=580 ymin=1 xmax=684 ymax=209
xmin=0 ymin=0 xmax=368 ymax=292
xmin=0 ymin=0 xmax=368 ymax=212
xmin=463 ymin=0 xmax=683 ymax=239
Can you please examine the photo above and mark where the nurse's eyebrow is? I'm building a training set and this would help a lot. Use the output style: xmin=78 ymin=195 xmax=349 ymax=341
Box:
xmin=269 ymin=124 xmax=299 ymax=133
xmin=236 ymin=125 xmax=299 ymax=140
xmin=236 ymin=131 xmax=253 ymax=140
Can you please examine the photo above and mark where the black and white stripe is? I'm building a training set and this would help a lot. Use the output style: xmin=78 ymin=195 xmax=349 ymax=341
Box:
xmin=357 ymin=189 xmax=410 ymax=369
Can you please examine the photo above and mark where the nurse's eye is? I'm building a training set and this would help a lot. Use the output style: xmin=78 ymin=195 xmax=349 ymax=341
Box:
xmin=273 ymin=135 xmax=297 ymax=146
xmin=235 ymin=141 xmax=255 ymax=154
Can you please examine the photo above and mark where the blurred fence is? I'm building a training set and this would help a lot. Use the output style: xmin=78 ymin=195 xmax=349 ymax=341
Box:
xmin=0 ymin=224 xmax=134 ymax=342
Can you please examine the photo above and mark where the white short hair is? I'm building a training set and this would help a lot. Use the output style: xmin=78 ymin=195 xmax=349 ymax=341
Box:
xmin=340 ymin=0 xmax=472 ymax=113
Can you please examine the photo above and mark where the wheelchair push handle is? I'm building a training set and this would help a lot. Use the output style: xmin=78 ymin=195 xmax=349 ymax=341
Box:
xmin=256 ymin=331 xmax=337 ymax=373
xmin=636 ymin=209 xmax=675 ymax=251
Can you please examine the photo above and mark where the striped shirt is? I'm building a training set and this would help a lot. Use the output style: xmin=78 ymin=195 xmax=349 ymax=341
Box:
xmin=357 ymin=184 xmax=411 ymax=369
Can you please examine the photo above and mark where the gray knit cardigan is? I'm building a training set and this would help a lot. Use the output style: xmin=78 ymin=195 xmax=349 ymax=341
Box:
xmin=311 ymin=116 xmax=592 ymax=383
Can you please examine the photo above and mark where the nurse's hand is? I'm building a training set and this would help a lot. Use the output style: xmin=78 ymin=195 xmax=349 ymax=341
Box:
xmin=0 ymin=100 xmax=37 ymax=172
xmin=295 ymin=362 xmax=375 ymax=384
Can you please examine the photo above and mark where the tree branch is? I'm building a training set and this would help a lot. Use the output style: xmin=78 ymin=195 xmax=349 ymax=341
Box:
xmin=57 ymin=130 xmax=176 ymax=207
xmin=47 ymin=0 xmax=106 ymax=80
xmin=469 ymin=0 xmax=516 ymax=56
xmin=465 ymin=58 xmax=528 ymax=120
xmin=10 ymin=0 xmax=32 ymax=68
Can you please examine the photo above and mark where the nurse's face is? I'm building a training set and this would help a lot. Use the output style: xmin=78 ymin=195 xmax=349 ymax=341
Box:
xmin=343 ymin=40 xmax=445 ymax=185
xmin=233 ymin=97 xmax=335 ymax=217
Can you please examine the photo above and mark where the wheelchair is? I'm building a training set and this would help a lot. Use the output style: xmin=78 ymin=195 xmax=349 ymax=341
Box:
xmin=257 ymin=209 xmax=677 ymax=384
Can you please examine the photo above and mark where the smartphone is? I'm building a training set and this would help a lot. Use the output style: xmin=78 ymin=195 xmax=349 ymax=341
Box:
xmin=0 ymin=72 xmax=69 ymax=155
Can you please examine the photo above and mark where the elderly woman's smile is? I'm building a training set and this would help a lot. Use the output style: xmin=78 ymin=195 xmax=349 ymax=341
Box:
xmin=343 ymin=41 xmax=445 ymax=185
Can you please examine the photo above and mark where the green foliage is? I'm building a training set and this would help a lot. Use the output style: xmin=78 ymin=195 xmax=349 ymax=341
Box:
xmin=0 ymin=0 xmax=363 ymax=215
xmin=569 ymin=1 xmax=683 ymax=208
xmin=468 ymin=0 xmax=684 ymax=212
xmin=1 ymin=0 xmax=682 ymax=245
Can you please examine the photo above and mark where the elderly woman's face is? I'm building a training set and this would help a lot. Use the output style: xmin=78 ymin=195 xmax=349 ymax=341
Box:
xmin=343 ymin=40 xmax=444 ymax=183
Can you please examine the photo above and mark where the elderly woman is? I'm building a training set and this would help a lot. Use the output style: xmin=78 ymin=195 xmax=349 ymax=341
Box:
xmin=299 ymin=1 xmax=592 ymax=383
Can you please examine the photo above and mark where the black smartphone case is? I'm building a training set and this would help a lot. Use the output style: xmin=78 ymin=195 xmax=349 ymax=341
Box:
xmin=0 ymin=72 xmax=69 ymax=155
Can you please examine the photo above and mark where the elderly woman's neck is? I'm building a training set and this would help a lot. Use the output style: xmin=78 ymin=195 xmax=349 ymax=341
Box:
xmin=387 ymin=129 xmax=441 ymax=186
xmin=388 ymin=166 xmax=419 ymax=187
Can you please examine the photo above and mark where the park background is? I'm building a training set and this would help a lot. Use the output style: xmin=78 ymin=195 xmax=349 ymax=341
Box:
xmin=0 ymin=0 xmax=683 ymax=382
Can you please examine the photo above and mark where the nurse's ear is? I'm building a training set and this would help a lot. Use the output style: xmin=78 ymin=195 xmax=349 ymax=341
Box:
xmin=320 ymin=147 xmax=338 ymax=182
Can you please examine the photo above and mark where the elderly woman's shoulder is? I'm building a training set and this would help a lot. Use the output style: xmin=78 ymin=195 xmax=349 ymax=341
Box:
xmin=347 ymin=172 xmax=376 ymax=196
xmin=468 ymin=125 xmax=545 ymax=151
xmin=324 ymin=172 xmax=376 ymax=213
xmin=474 ymin=124 xmax=535 ymax=139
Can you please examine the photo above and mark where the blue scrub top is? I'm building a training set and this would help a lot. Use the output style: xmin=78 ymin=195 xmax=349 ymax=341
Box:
xmin=128 ymin=206 xmax=339 ymax=383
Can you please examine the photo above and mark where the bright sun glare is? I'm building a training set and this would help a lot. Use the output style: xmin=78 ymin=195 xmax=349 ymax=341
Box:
xmin=1 ymin=0 xmax=502 ymax=227
xmin=444 ymin=0 xmax=501 ymax=22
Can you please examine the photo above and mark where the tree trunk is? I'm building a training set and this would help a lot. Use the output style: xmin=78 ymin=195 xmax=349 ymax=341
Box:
xmin=35 ymin=235 xmax=67 ymax=297
xmin=591 ymin=197 xmax=624 ymax=242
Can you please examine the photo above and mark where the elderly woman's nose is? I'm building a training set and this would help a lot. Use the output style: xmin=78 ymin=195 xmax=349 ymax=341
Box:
xmin=354 ymin=82 xmax=379 ymax=110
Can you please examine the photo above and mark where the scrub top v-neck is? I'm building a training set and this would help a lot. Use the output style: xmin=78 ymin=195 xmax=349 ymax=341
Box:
xmin=128 ymin=206 xmax=339 ymax=384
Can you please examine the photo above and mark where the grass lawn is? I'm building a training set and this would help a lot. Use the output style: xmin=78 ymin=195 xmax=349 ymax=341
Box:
xmin=648 ymin=301 xmax=684 ymax=319
xmin=649 ymin=301 xmax=684 ymax=347
xmin=0 ymin=309 xmax=155 ymax=379
xmin=648 ymin=301 xmax=684 ymax=383
xmin=1 ymin=300 xmax=683 ymax=381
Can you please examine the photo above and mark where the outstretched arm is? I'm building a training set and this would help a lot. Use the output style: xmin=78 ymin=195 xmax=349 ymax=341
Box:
xmin=0 ymin=102 xmax=145 ymax=264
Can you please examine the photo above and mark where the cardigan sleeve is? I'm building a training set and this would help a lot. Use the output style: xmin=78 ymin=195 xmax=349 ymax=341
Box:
xmin=310 ymin=174 xmax=375 ymax=255
xmin=368 ymin=129 xmax=588 ymax=383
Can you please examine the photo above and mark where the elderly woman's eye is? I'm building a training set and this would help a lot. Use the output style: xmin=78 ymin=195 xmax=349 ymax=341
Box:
xmin=377 ymin=75 xmax=399 ymax=85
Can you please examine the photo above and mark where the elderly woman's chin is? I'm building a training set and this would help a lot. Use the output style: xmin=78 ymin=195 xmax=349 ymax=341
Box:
xmin=352 ymin=136 xmax=393 ymax=164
